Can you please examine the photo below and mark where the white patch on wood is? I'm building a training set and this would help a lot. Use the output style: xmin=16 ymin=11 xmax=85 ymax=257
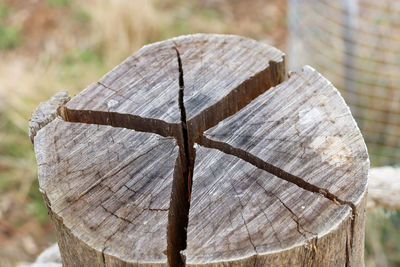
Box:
xmin=310 ymin=136 xmax=350 ymax=165
xmin=107 ymin=99 xmax=119 ymax=109
xmin=299 ymin=107 xmax=323 ymax=126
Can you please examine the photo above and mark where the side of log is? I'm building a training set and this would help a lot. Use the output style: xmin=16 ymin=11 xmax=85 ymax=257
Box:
xmin=28 ymin=166 xmax=400 ymax=266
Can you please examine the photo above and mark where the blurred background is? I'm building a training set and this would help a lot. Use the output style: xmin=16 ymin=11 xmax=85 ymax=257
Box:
xmin=0 ymin=0 xmax=398 ymax=266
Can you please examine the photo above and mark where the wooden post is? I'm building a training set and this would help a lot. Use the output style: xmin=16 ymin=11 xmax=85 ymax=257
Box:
xmin=30 ymin=34 xmax=368 ymax=266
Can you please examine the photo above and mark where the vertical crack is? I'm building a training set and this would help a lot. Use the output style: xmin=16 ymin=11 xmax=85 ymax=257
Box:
xmin=345 ymin=232 xmax=350 ymax=267
xmin=101 ymin=250 xmax=106 ymax=267
xmin=167 ymin=46 xmax=195 ymax=267
xmin=200 ymin=136 xmax=356 ymax=207
xmin=347 ymin=208 xmax=356 ymax=266
xmin=174 ymin=46 xmax=194 ymax=199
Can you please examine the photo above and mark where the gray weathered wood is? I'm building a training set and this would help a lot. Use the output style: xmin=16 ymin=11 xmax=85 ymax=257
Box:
xmin=187 ymin=146 xmax=350 ymax=266
xmin=29 ymin=90 xmax=70 ymax=143
xmin=195 ymin=66 xmax=368 ymax=266
xmin=31 ymin=34 xmax=368 ymax=267
xmin=35 ymin=118 xmax=178 ymax=266
xmin=202 ymin=66 xmax=368 ymax=203
xmin=61 ymin=33 xmax=285 ymax=140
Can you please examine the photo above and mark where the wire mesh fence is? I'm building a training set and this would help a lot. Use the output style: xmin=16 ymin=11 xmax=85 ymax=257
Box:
xmin=288 ymin=0 xmax=400 ymax=166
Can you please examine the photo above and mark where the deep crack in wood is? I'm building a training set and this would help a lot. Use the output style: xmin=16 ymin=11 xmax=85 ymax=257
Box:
xmin=31 ymin=34 xmax=368 ymax=267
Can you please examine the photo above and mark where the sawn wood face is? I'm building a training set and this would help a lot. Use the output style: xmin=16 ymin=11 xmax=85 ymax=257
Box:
xmin=31 ymin=34 xmax=368 ymax=266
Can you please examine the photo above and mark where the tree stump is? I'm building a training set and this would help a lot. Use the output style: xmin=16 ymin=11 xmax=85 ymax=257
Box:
xmin=30 ymin=34 xmax=369 ymax=266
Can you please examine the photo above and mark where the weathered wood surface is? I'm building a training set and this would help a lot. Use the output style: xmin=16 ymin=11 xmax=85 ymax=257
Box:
xmin=61 ymin=34 xmax=284 ymax=140
xmin=187 ymin=146 xmax=348 ymax=265
xmin=28 ymin=90 xmax=70 ymax=143
xmin=31 ymin=34 xmax=368 ymax=267
xmin=191 ymin=66 xmax=368 ymax=266
xmin=202 ymin=67 xmax=368 ymax=203
xmin=22 ymin=166 xmax=398 ymax=266
xmin=35 ymin=119 xmax=178 ymax=265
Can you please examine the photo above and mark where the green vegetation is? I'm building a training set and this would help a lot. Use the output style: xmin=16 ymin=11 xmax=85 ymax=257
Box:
xmin=27 ymin=180 xmax=50 ymax=224
xmin=0 ymin=112 xmax=27 ymax=158
xmin=0 ymin=175 xmax=19 ymax=191
xmin=46 ymin=0 xmax=71 ymax=7
xmin=0 ymin=2 xmax=21 ymax=50
xmin=73 ymin=7 xmax=91 ymax=24
xmin=0 ymin=25 xmax=20 ymax=49
xmin=0 ymin=0 xmax=398 ymax=265
xmin=198 ymin=7 xmax=223 ymax=20
xmin=63 ymin=47 xmax=103 ymax=65
xmin=365 ymin=209 xmax=400 ymax=266
xmin=0 ymin=2 xmax=11 ymax=19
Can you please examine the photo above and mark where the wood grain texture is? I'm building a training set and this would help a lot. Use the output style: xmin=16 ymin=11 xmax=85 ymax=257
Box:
xmin=31 ymin=34 xmax=368 ymax=267
xmin=203 ymin=66 xmax=368 ymax=203
xmin=199 ymin=66 xmax=369 ymax=266
xmin=61 ymin=34 xmax=284 ymax=139
xmin=35 ymin=118 xmax=178 ymax=266
xmin=186 ymin=146 xmax=350 ymax=265
xmin=29 ymin=90 xmax=70 ymax=143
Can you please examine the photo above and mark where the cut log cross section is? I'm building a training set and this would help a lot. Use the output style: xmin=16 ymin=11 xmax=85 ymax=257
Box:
xmin=31 ymin=34 xmax=369 ymax=267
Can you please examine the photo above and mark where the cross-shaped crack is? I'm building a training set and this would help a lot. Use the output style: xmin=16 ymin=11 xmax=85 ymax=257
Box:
xmin=33 ymin=35 xmax=365 ymax=266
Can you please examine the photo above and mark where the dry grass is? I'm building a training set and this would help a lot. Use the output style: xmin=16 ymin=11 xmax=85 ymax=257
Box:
xmin=7 ymin=1 xmax=399 ymax=267
xmin=1 ymin=1 xmax=399 ymax=266
xmin=86 ymin=0 xmax=168 ymax=61
xmin=0 ymin=1 xmax=286 ymax=265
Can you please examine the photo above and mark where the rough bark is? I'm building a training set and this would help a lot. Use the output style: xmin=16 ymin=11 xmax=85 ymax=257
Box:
xmin=31 ymin=34 xmax=368 ymax=267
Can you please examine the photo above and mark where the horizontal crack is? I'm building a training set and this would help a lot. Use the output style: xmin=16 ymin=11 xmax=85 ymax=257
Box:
xmin=41 ymin=38 xmax=361 ymax=265
xmin=97 ymin=81 xmax=118 ymax=93
xmin=200 ymin=135 xmax=358 ymax=261
xmin=199 ymin=136 xmax=357 ymax=217
xmin=101 ymin=204 xmax=133 ymax=224
xmin=148 ymin=208 xmax=169 ymax=212
xmin=60 ymin=106 xmax=179 ymax=138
